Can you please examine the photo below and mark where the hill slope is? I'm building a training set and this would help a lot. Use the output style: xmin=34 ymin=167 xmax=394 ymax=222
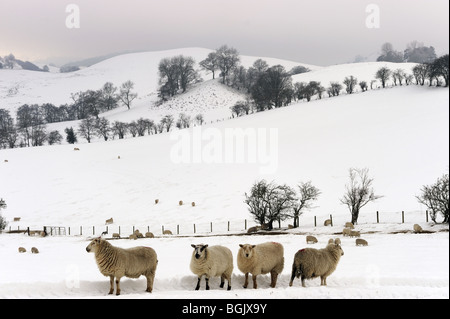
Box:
xmin=0 ymin=85 xmax=448 ymax=232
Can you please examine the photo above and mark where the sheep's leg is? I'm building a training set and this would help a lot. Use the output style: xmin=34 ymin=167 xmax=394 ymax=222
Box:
xmin=243 ymin=273 xmax=249 ymax=288
xmin=146 ymin=274 xmax=154 ymax=293
xmin=270 ymin=270 xmax=278 ymax=288
xmin=289 ymin=265 xmax=297 ymax=287
xmin=108 ymin=276 xmax=114 ymax=295
xmin=252 ymin=274 xmax=258 ymax=289
xmin=220 ymin=275 xmax=225 ymax=288
xmin=205 ymin=276 xmax=210 ymax=290
xmin=301 ymin=276 xmax=306 ymax=288
xmin=227 ymin=274 xmax=232 ymax=291
xmin=195 ymin=276 xmax=202 ymax=290
xmin=321 ymin=276 xmax=327 ymax=286
xmin=115 ymin=277 xmax=121 ymax=295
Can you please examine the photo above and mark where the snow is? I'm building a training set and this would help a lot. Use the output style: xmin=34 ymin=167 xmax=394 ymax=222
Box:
xmin=0 ymin=49 xmax=449 ymax=299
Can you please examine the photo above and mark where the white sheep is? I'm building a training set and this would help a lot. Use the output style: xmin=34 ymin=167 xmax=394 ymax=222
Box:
xmin=86 ymin=237 xmax=158 ymax=295
xmin=306 ymin=235 xmax=318 ymax=244
xmin=190 ymin=244 xmax=233 ymax=291
xmin=237 ymin=242 xmax=284 ymax=289
xmin=31 ymin=247 xmax=39 ymax=254
xmin=413 ymin=224 xmax=423 ymax=233
xmin=18 ymin=247 xmax=26 ymax=253
xmin=112 ymin=233 xmax=120 ymax=239
xmin=345 ymin=222 xmax=355 ymax=229
xmin=289 ymin=239 xmax=344 ymax=287
xmin=324 ymin=219 xmax=332 ymax=226
xmin=163 ymin=230 xmax=173 ymax=235
xmin=349 ymin=230 xmax=360 ymax=238
xmin=134 ymin=229 xmax=144 ymax=238
xmin=342 ymin=228 xmax=351 ymax=236
xmin=356 ymin=238 xmax=368 ymax=246
xmin=105 ymin=218 xmax=114 ymax=225
xmin=145 ymin=232 xmax=154 ymax=238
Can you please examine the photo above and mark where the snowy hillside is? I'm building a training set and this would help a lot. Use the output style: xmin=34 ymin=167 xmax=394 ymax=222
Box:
xmin=0 ymin=49 xmax=448 ymax=300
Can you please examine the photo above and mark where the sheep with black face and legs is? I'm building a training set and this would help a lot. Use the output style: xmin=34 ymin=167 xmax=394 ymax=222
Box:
xmin=289 ymin=239 xmax=344 ymax=287
xmin=190 ymin=244 xmax=233 ymax=291
xmin=86 ymin=237 xmax=158 ymax=295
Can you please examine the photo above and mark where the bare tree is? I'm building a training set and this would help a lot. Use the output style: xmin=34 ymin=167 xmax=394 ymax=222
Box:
xmin=78 ymin=116 xmax=96 ymax=143
xmin=290 ymin=182 xmax=321 ymax=228
xmin=95 ymin=117 xmax=111 ymax=141
xmin=416 ymin=174 xmax=449 ymax=224
xmin=215 ymin=45 xmax=240 ymax=85
xmin=343 ymin=76 xmax=358 ymax=94
xmin=118 ymin=81 xmax=138 ymax=110
xmin=340 ymin=168 xmax=383 ymax=224
xmin=199 ymin=52 xmax=219 ymax=79
xmin=375 ymin=67 xmax=392 ymax=88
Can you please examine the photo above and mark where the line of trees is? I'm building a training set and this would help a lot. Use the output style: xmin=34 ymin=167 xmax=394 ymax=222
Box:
xmin=244 ymin=169 xmax=449 ymax=229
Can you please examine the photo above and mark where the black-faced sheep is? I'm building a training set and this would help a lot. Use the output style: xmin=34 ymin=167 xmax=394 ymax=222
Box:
xmin=86 ymin=237 xmax=158 ymax=295
xmin=237 ymin=242 xmax=284 ymax=289
xmin=190 ymin=244 xmax=233 ymax=291
xmin=289 ymin=239 xmax=344 ymax=287
xmin=306 ymin=235 xmax=318 ymax=244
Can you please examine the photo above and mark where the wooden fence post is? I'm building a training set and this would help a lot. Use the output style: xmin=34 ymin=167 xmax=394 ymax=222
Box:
xmin=68 ymin=227 xmax=70 ymax=236
xmin=426 ymin=210 xmax=429 ymax=223
xmin=245 ymin=219 xmax=247 ymax=230
xmin=314 ymin=216 xmax=317 ymax=227
xmin=330 ymin=214 xmax=333 ymax=227
xmin=80 ymin=226 xmax=82 ymax=236
xmin=193 ymin=224 xmax=196 ymax=234
xmin=210 ymin=222 xmax=213 ymax=233
xmin=177 ymin=225 xmax=179 ymax=235
xmin=376 ymin=211 xmax=379 ymax=223
xmin=228 ymin=221 xmax=230 ymax=232
xmin=402 ymin=211 xmax=405 ymax=223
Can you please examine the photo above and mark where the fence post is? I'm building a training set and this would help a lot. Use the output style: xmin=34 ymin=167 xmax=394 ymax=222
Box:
xmin=210 ymin=222 xmax=213 ymax=233
xmin=177 ymin=225 xmax=179 ymax=235
xmin=330 ymin=214 xmax=333 ymax=227
xmin=68 ymin=227 xmax=70 ymax=236
xmin=402 ymin=211 xmax=405 ymax=223
xmin=426 ymin=210 xmax=429 ymax=223
xmin=376 ymin=211 xmax=379 ymax=223
xmin=314 ymin=216 xmax=317 ymax=227
xmin=162 ymin=225 xmax=164 ymax=234
xmin=119 ymin=226 xmax=121 ymax=236
xmin=245 ymin=219 xmax=247 ymax=230
xmin=193 ymin=224 xmax=196 ymax=234
xmin=228 ymin=221 xmax=230 ymax=232
xmin=80 ymin=226 xmax=82 ymax=236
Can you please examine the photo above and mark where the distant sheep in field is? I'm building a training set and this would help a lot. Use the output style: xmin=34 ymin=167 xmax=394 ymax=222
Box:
xmin=145 ymin=232 xmax=154 ymax=238
xmin=4 ymin=160 xmax=8 ymax=163
xmin=191 ymin=202 xmax=196 ymax=207
xmin=134 ymin=229 xmax=144 ymax=238
xmin=342 ymin=228 xmax=351 ymax=236
xmin=356 ymin=238 xmax=368 ymax=246
xmin=13 ymin=217 xmax=21 ymax=222
xmin=86 ymin=237 xmax=158 ymax=295
xmin=31 ymin=247 xmax=39 ymax=254
xmin=112 ymin=233 xmax=120 ymax=239
xmin=237 ymin=242 xmax=284 ymax=289
xmin=289 ymin=239 xmax=344 ymax=287
xmin=155 ymin=199 xmax=159 ymax=204
xmin=324 ymin=219 xmax=332 ymax=226
xmin=190 ymin=244 xmax=233 ymax=291
xmin=18 ymin=247 xmax=26 ymax=253
xmin=413 ymin=224 xmax=423 ymax=233
xmin=349 ymin=230 xmax=360 ymax=238
xmin=306 ymin=235 xmax=318 ymax=244
xmin=179 ymin=200 xmax=183 ymax=206
xmin=247 ymin=226 xmax=260 ymax=234
xmin=345 ymin=222 xmax=354 ymax=229
xmin=105 ymin=218 xmax=114 ymax=225
xmin=74 ymin=147 xmax=80 ymax=151
xmin=163 ymin=230 xmax=173 ymax=235
xmin=328 ymin=238 xmax=341 ymax=245
xmin=128 ymin=234 xmax=137 ymax=240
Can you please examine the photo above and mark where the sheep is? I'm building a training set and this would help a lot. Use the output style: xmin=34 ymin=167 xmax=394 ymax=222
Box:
xmin=13 ymin=217 xmax=21 ymax=222
xmin=163 ymin=230 xmax=173 ymax=235
xmin=349 ymin=230 xmax=360 ymax=238
xmin=237 ymin=242 xmax=284 ymax=289
xmin=31 ymin=247 xmax=39 ymax=254
xmin=155 ymin=199 xmax=159 ymax=204
xmin=191 ymin=202 xmax=196 ymax=207
xmin=247 ymin=226 xmax=260 ymax=234
xmin=128 ymin=234 xmax=137 ymax=240
xmin=345 ymin=222 xmax=355 ymax=229
xmin=342 ymin=228 xmax=351 ymax=236
xmin=74 ymin=147 xmax=80 ymax=151
xmin=134 ymin=229 xmax=144 ymax=238
xmin=289 ymin=239 xmax=344 ymax=287
xmin=105 ymin=218 xmax=114 ymax=225
xmin=413 ymin=224 xmax=423 ymax=233
xmin=112 ymin=233 xmax=120 ymax=239
xmin=18 ymin=247 xmax=26 ymax=253
xmin=356 ymin=238 xmax=368 ymax=246
xmin=145 ymin=232 xmax=154 ymax=238
xmin=334 ymin=238 xmax=341 ymax=245
xmin=190 ymin=244 xmax=233 ymax=291
xmin=179 ymin=200 xmax=183 ymax=206
xmin=4 ymin=160 xmax=8 ymax=163
xmin=306 ymin=235 xmax=318 ymax=244
xmin=86 ymin=237 xmax=158 ymax=295
xmin=324 ymin=219 xmax=332 ymax=226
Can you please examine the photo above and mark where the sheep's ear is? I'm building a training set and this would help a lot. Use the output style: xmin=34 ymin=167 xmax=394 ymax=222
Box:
xmin=252 ymin=245 xmax=256 ymax=249
xmin=239 ymin=244 xmax=244 ymax=248
xmin=203 ymin=244 xmax=209 ymax=249
xmin=191 ymin=244 xmax=196 ymax=248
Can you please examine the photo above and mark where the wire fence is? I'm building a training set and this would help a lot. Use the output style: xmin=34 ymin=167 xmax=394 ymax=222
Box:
xmin=5 ymin=210 xmax=433 ymax=237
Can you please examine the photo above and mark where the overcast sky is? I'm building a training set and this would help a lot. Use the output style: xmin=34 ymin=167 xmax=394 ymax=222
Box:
xmin=0 ymin=0 xmax=448 ymax=66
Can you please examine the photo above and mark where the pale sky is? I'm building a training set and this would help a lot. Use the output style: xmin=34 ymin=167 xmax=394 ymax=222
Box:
xmin=0 ymin=0 xmax=448 ymax=66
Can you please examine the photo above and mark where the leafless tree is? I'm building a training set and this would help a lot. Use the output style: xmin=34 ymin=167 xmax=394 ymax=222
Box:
xmin=340 ymin=168 xmax=383 ymax=224
xmin=375 ymin=67 xmax=392 ymax=88
xmin=118 ymin=81 xmax=138 ymax=110
xmin=290 ymin=182 xmax=321 ymax=228
xmin=416 ymin=174 xmax=449 ymax=224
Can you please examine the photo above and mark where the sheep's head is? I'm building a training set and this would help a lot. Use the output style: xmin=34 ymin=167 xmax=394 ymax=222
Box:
xmin=239 ymin=244 xmax=256 ymax=259
xmin=191 ymin=244 xmax=208 ymax=260
xmin=86 ymin=237 xmax=103 ymax=253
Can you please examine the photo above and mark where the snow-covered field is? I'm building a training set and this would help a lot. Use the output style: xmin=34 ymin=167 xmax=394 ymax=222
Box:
xmin=0 ymin=49 xmax=449 ymax=299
